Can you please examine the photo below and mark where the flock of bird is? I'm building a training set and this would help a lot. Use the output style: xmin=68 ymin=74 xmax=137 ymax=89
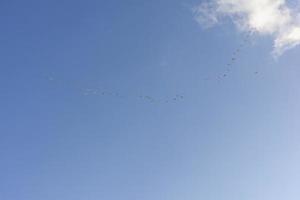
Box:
xmin=47 ymin=76 xmax=184 ymax=104
xmin=82 ymin=88 xmax=184 ymax=104
xmin=224 ymin=31 xmax=253 ymax=75
xmin=48 ymin=32 xmax=259 ymax=104
xmin=204 ymin=30 xmax=258 ymax=81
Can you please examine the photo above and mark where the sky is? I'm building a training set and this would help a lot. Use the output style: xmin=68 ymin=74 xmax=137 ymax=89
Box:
xmin=1 ymin=0 xmax=300 ymax=200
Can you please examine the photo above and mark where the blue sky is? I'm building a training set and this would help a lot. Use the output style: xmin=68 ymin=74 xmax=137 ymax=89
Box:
xmin=1 ymin=0 xmax=300 ymax=199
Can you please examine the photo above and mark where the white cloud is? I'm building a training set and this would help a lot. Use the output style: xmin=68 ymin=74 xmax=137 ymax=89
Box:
xmin=194 ymin=0 xmax=300 ymax=55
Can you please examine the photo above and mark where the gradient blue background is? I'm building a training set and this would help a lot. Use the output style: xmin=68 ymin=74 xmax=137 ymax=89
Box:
xmin=1 ymin=0 xmax=300 ymax=199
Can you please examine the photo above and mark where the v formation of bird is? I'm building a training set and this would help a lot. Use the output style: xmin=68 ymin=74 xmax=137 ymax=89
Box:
xmin=47 ymin=31 xmax=262 ymax=104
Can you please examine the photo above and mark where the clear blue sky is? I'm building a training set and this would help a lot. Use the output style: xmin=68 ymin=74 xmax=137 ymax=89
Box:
xmin=1 ymin=0 xmax=300 ymax=199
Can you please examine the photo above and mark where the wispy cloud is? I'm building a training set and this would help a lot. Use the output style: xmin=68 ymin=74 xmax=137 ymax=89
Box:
xmin=194 ymin=0 xmax=300 ymax=55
